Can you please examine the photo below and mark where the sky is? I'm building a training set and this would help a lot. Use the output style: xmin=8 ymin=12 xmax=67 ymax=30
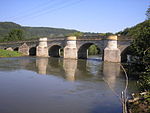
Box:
xmin=0 ymin=0 xmax=149 ymax=33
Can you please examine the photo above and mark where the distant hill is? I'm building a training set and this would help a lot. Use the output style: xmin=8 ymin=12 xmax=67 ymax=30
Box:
xmin=0 ymin=22 xmax=79 ymax=40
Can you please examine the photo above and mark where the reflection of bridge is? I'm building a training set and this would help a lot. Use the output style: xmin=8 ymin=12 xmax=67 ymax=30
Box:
xmin=0 ymin=57 xmax=124 ymax=89
xmin=0 ymin=35 xmax=131 ymax=62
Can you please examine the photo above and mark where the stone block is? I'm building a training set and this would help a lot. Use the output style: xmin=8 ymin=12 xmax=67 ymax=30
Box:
xmin=36 ymin=46 xmax=48 ymax=57
xmin=18 ymin=43 xmax=29 ymax=55
xmin=104 ymin=48 xmax=121 ymax=62
xmin=36 ymin=57 xmax=48 ymax=74
xmin=64 ymin=47 xmax=77 ymax=59
xmin=6 ymin=47 xmax=13 ymax=51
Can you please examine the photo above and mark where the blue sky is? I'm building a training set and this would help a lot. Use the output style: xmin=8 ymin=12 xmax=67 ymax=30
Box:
xmin=0 ymin=0 xmax=149 ymax=33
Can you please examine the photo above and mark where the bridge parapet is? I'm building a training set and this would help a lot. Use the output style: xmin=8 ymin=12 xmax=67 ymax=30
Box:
xmin=47 ymin=37 xmax=65 ymax=41
xmin=77 ymin=36 xmax=106 ymax=40
xmin=0 ymin=36 xmax=132 ymax=45
xmin=0 ymin=39 xmax=38 ymax=45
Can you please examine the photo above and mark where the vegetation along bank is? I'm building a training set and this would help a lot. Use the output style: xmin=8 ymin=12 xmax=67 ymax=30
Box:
xmin=0 ymin=49 xmax=22 ymax=57
xmin=118 ymin=6 xmax=150 ymax=113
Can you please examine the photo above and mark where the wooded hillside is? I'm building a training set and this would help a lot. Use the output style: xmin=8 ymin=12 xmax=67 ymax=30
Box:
xmin=0 ymin=22 xmax=78 ymax=40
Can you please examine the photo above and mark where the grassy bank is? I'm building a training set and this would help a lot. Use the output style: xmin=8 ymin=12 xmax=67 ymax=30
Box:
xmin=0 ymin=49 xmax=23 ymax=57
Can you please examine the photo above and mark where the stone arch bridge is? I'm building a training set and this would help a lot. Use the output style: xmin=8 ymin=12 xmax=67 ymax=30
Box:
xmin=0 ymin=35 xmax=131 ymax=62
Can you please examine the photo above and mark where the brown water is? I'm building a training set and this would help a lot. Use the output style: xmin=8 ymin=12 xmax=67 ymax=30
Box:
xmin=0 ymin=56 xmax=137 ymax=113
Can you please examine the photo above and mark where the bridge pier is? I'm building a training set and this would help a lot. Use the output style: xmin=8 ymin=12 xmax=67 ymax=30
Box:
xmin=63 ymin=59 xmax=77 ymax=81
xmin=64 ymin=36 xmax=78 ymax=59
xmin=18 ymin=43 xmax=29 ymax=55
xmin=104 ymin=35 xmax=121 ymax=62
xmin=36 ymin=38 xmax=49 ymax=57
xmin=103 ymin=62 xmax=121 ymax=88
xmin=36 ymin=57 xmax=48 ymax=74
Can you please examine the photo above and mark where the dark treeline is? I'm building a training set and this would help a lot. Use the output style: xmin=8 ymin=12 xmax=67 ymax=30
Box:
xmin=0 ymin=22 xmax=78 ymax=41
xmin=122 ymin=19 xmax=150 ymax=89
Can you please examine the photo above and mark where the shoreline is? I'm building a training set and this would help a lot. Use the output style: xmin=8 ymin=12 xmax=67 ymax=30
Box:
xmin=0 ymin=49 xmax=23 ymax=57
xmin=127 ymin=91 xmax=150 ymax=113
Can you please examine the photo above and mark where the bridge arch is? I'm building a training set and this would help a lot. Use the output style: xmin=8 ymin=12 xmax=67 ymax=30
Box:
xmin=48 ymin=45 xmax=63 ymax=57
xmin=121 ymin=46 xmax=132 ymax=62
xmin=78 ymin=43 xmax=101 ymax=59
xmin=29 ymin=47 xmax=36 ymax=56
xmin=14 ymin=47 xmax=19 ymax=51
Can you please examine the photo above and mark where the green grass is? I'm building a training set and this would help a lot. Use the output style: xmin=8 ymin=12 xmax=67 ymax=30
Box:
xmin=0 ymin=49 xmax=23 ymax=57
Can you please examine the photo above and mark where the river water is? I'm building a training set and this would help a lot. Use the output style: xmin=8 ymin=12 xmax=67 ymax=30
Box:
xmin=0 ymin=56 xmax=138 ymax=113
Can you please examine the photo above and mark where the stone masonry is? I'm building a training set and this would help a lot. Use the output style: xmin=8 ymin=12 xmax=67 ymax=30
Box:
xmin=36 ymin=38 xmax=49 ymax=57
xmin=104 ymin=35 xmax=121 ymax=62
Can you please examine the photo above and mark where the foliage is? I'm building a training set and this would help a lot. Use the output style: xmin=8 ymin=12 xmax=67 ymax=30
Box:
xmin=116 ymin=28 xmax=130 ymax=36
xmin=105 ymin=32 xmax=114 ymax=36
xmin=139 ymin=74 xmax=150 ymax=91
xmin=0 ymin=22 xmax=111 ymax=42
xmin=125 ymin=7 xmax=150 ymax=112
xmin=99 ymin=32 xmax=114 ymax=36
xmin=119 ymin=16 xmax=150 ymax=91
xmin=116 ymin=20 xmax=150 ymax=38
xmin=67 ymin=32 xmax=83 ymax=37
xmin=124 ymin=20 xmax=150 ymax=91
xmin=83 ymin=32 xmax=100 ymax=36
xmin=0 ymin=49 xmax=22 ymax=57
xmin=130 ymin=20 xmax=150 ymax=58
xmin=132 ymin=25 xmax=149 ymax=91
xmin=0 ymin=22 xmax=21 ymax=37
xmin=88 ymin=45 xmax=100 ymax=55
xmin=3 ymin=29 xmax=24 ymax=41
xmin=0 ymin=22 xmax=79 ymax=41
xmin=146 ymin=5 xmax=150 ymax=20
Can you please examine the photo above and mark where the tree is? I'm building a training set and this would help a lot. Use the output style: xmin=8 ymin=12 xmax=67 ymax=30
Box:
xmin=67 ymin=32 xmax=83 ymax=37
xmin=88 ymin=45 xmax=100 ymax=55
xmin=146 ymin=5 xmax=150 ymax=20
xmin=129 ymin=20 xmax=150 ymax=91
xmin=130 ymin=20 xmax=150 ymax=60
xmin=3 ymin=29 xmax=24 ymax=41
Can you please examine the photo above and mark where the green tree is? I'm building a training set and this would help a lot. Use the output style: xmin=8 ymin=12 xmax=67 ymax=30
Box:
xmin=4 ymin=29 xmax=24 ymax=41
xmin=129 ymin=20 xmax=150 ymax=91
xmin=88 ymin=45 xmax=100 ymax=55
xmin=67 ymin=32 xmax=83 ymax=37
xmin=146 ymin=5 xmax=150 ymax=20
xmin=130 ymin=20 xmax=150 ymax=60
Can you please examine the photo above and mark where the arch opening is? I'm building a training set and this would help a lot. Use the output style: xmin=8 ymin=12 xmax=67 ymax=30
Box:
xmin=49 ymin=45 xmax=63 ymax=57
xmin=29 ymin=47 xmax=36 ymax=56
xmin=78 ymin=43 xmax=101 ymax=59
xmin=14 ymin=47 xmax=19 ymax=51
xmin=121 ymin=46 xmax=133 ymax=62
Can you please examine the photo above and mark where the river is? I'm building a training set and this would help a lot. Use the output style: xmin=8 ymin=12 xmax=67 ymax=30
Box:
xmin=0 ymin=56 xmax=138 ymax=113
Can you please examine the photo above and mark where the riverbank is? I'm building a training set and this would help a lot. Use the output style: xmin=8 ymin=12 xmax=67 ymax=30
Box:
xmin=128 ymin=92 xmax=150 ymax=113
xmin=0 ymin=49 xmax=23 ymax=57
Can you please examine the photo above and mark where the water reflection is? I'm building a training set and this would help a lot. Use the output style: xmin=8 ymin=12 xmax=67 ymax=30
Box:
xmin=0 ymin=57 xmax=122 ymax=83
xmin=35 ymin=57 xmax=101 ymax=81
xmin=63 ymin=59 xmax=77 ymax=81
xmin=0 ymin=57 xmax=138 ymax=113
xmin=103 ymin=62 xmax=121 ymax=88
xmin=36 ymin=57 xmax=48 ymax=75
